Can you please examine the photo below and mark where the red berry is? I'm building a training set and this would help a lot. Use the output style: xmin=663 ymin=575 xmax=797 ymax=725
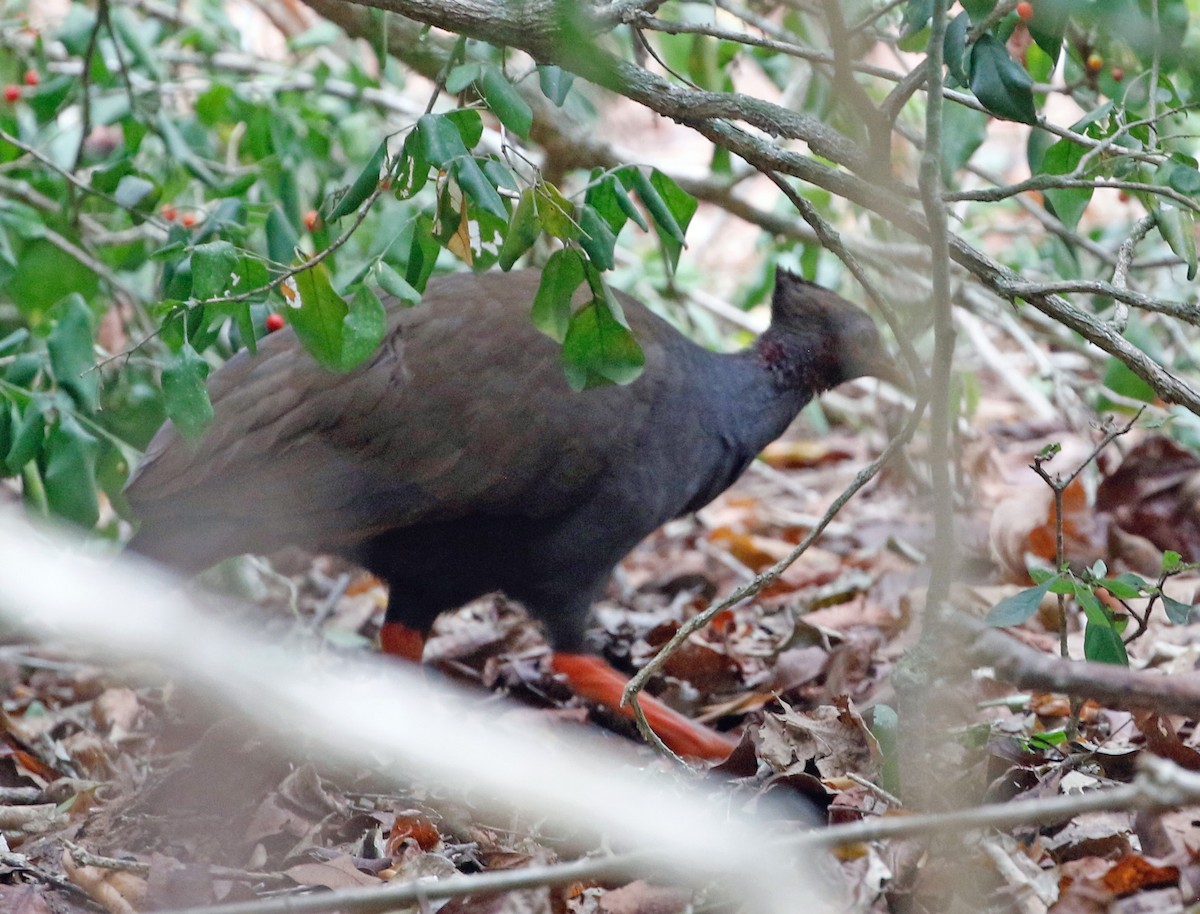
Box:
xmin=181 ymin=212 xmax=197 ymax=227
xmin=1118 ymin=190 xmax=1131 ymax=202
xmin=1016 ymin=1 xmax=1034 ymax=21
xmin=161 ymin=205 xmax=178 ymax=222
xmin=303 ymin=209 xmax=320 ymax=232
xmin=265 ymin=313 xmax=285 ymax=332
xmin=1110 ymin=67 xmax=1124 ymax=82
xmin=3 ymin=85 xmax=20 ymax=103
xmin=1087 ymin=53 xmax=1104 ymax=73
xmin=22 ymin=69 xmax=38 ymax=87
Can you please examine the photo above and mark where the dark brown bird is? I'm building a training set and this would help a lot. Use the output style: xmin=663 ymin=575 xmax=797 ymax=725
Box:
xmin=126 ymin=269 xmax=896 ymax=760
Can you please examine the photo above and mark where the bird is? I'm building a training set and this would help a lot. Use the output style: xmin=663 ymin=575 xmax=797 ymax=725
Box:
xmin=126 ymin=268 xmax=898 ymax=761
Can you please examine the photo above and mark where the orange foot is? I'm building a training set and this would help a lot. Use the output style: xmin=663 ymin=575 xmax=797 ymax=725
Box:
xmin=550 ymin=653 xmax=738 ymax=762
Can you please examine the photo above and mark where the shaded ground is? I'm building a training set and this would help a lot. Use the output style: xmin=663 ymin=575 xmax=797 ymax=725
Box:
xmin=4 ymin=378 xmax=1200 ymax=914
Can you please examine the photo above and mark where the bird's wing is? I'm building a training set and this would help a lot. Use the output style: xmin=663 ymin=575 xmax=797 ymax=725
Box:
xmin=126 ymin=273 xmax=663 ymax=560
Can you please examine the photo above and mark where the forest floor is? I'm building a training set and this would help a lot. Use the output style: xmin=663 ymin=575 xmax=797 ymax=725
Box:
xmin=3 ymin=373 xmax=1200 ymax=914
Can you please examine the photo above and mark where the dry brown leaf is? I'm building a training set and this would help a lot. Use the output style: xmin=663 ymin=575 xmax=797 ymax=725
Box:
xmin=0 ymin=885 xmax=57 ymax=914
xmin=1101 ymin=854 xmax=1179 ymax=896
xmin=598 ymin=881 xmax=690 ymax=914
xmin=285 ymin=856 xmax=379 ymax=889
xmin=760 ymin=438 xmax=854 ymax=470
xmin=93 ymin=687 xmax=141 ymax=737
xmin=63 ymin=848 xmax=147 ymax=914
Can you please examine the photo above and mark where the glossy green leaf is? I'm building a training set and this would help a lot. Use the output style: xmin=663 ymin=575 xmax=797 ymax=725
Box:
xmin=1039 ymin=140 xmax=1092 ymax=230
xmin=537 ymin=65 xmax=574 ymax=106
xmin=532 ymin=248 xmax=585 ymax=342
xmin=900 ymin=0 xmax=932 ymax=38
xmin=266 ymin=206 xmax=300 ymax=266
xmin=445 ymin=63 xmax=481 ymax=94
xmin=986 ymin=575 xmax=1060 ymax=626
xmin=535 ymin=182 xmax=577 ymax=241
xmin=161 ymin=342 xmax=213 ymax=441
xmin=649 ymin=169 xmax=697 ymax=271
xmin=1155 ymin=205 xmax=1197 ymax=280
xmin=1026 ymin=0 xmax=1070 ymax=59
xmin=446 ymin=109 xmax=484 ymax=149
xmin=405 ymin=214 xmax=441 ymax=292
xmin=290 ymin=261 xmax=350 ymax=371
xmin=395 ymin=129 xmax=430 ymax=201
xmin=339 ymin=285 xmax=388 ymax=371
xmin=577 ymin=204 xmax=617 ymax=271
xmin=377 ymin=262 xmax=422 ymax=305
xmin=1076 ymin=583 xmax=1129 ymax=665
xmin=113 ymin=174 xmax=159 ymax=213
xmin=326 ymin=139 xmax=388 ymax=221
xmin=499 ymin=188 xmax=539 ymax=270
xmin=1100 ymin=574 xmax=1146 ymax=600
xmin=586 ymin=173 xmax=630 ymax=235
xmin=969 ymin=34 xmax=1038 ymax=125
xmin=190 ymin=240 xmax=239 ymax=300
xmin=451 ymin=158 xmax=508 ymax=221
xmin=418 ymin=113 xmax=469 ymax=168
xmin=5 ymin=400 xmax=46 ymax=473
xmin=1083 ymin=620 xmax=1129 ymax=665
xmin=42 ymin=414 xmax=99 ymax=527
xmin=944 ymin=12 xmax=970 ymax=85
xmin=479 ymin=65 xmax=533 ymax=139
xmin=46 ymin=294 xmax=98 ymax=412
xmin=1162 ymin=595 xmax=1195 ymax=625
xmin=562 ymin=291 xmax=645 ymax=391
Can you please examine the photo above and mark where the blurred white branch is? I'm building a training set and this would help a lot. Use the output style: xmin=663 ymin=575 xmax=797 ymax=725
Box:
xmin=0 ymin=510 xmax=837 ymax=914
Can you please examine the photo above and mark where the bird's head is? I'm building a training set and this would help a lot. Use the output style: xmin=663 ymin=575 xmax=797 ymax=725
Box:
xmin=761 ymin=270 xmax=904 ymax=392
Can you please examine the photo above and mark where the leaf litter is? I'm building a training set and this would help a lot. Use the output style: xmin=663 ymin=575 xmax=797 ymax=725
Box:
xmin=7 ymin=387 xmax=1200 ymax=911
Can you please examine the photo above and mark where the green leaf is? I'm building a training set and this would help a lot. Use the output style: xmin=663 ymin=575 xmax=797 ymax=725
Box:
xmin=1084 ymin=621 xmax=1129 ymax=665
xmin=42 ymin=414 xmax=99 ymax=527
xmin=405 ymin=214 xmax=440 ymax=291
xmin=944 ymin=12 xmax=970 ymax=85
xmin=986 ymin=575 xmax=1059 ymax=626
xmin=941 ymin=103 xmax=989 ymax=182
xmin=1026 ymin=0 xmax=1070 ymax=59
xmin=161 ymin=343 xmax=213 ymax=441
xmin=113 ymin=174 xmax=159 ymax=214
xmin=478 ymin=66 xmax=533 ymax=139
xmin=532 ymin=248 xmax=585 ymax=342
xmin=395 ymin=128 xmax=430 ymax=201
xmin=900 ymin=0 xmax=933 ymax=38
xmin=969 ymin=34 xmax=1038 ymax=125
xmin=6 ymin=400 xmax=46 ymax=473
xmin=1162 ymin=595 xmax=1195 ymax=625
xmin=1100 ymin=574 xmax=1146 ymax=600
xmin=446 ymin=109 xmax=484 ymax=149
xmin=418 ymin=113 xmax=469 ymax=168
xmin=266 ymin=206 xmax=299 ymax=266
xmin=620 ymin=167 xmax=685 ymax=244
xmin=190 ymin=240 xmax=239 ymax=300
xmin=1155 ymin=205 xmax=1197 ymax=281
xmin=46 ymin=295 xmax=98 ymax=412
xmin=537 ymin=65 xmax=574 ymax=106
xmin=1163 ymin=550 xmax=1183 ymax=574
xmin=1038 ymin=140 xmax=1092 ymax=230
xmin=499 ymin=188 xmax=540 ymax=270
xmin=648 ymin=169 xmax=696 ymax=271
xmin=444 ymin=63 xmax=481 ymax=94
xmin=326 ymin=139 xmax=388 ymax=221
xmin=586 ymin=172 xmax=631 ymax=235
xmin=339 ymin=286 xmax=388 ymax=371
xmin=290 ymin=261 xmax=350 ymax=370
xmin=535 ymin=183 xmax=577 ymax=241
xmin=578 ymin=205 xmax=617 ymax=271
xmin=451 ymin=158 xmax=508 ymax=221
xmin=377 ymin=262 xmax=422 ymax=305
xmin=1076 ymin=583 xmax=1128 ymax=665
xmin=561 ymin=287 xmax=645 ymax=390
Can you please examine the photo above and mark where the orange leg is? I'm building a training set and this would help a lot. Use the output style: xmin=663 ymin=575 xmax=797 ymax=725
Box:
xmin=550 ymin=653 xmax=737 ymax=762
xmin=380 ymin=621 xmax=426 ymax=662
